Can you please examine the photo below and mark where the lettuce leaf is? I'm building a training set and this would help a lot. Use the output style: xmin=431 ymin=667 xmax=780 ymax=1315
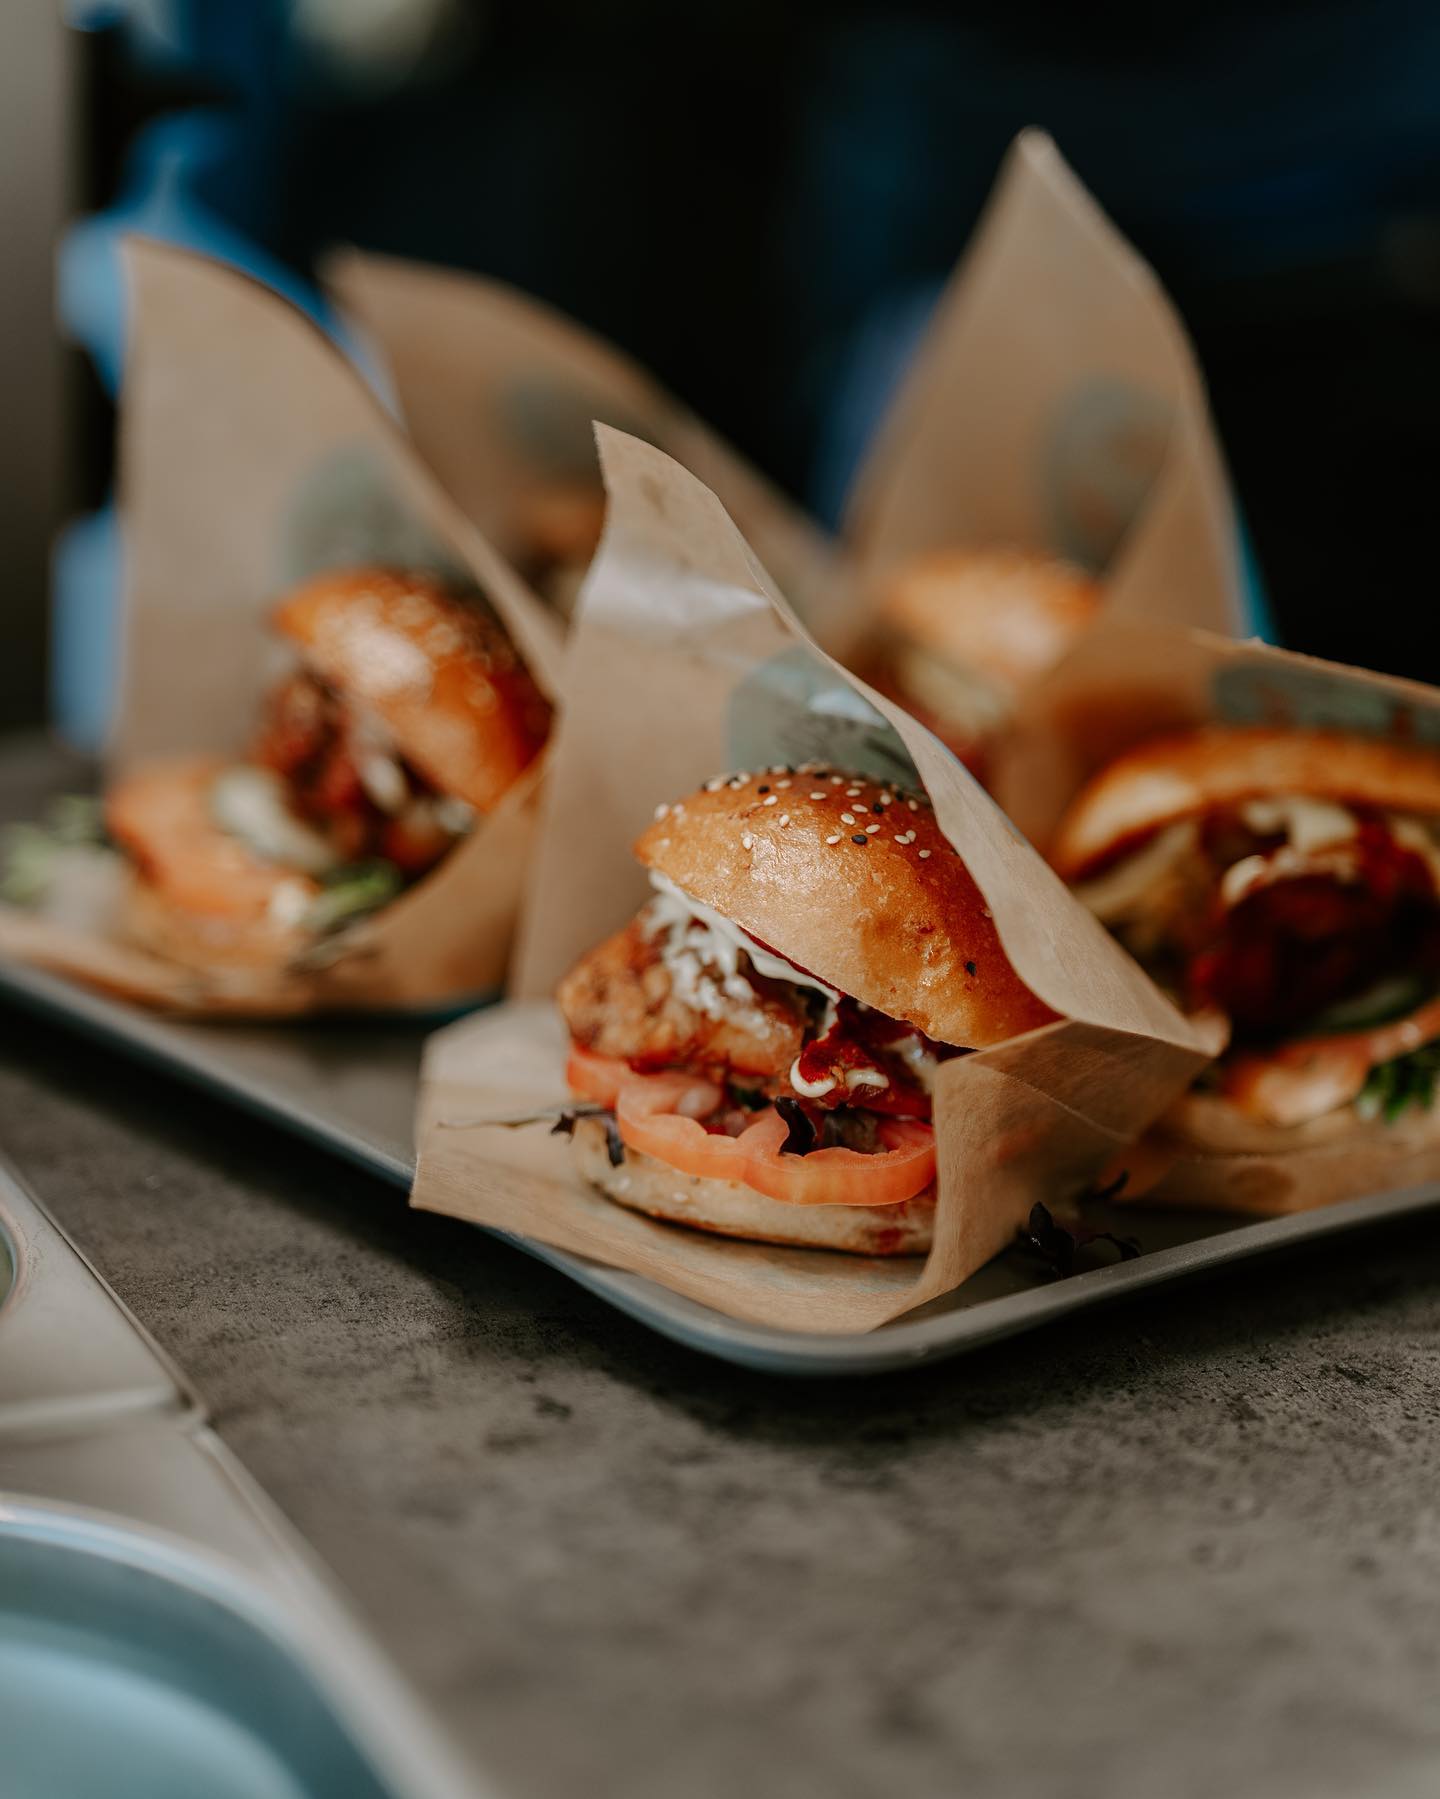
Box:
xmin=0 ymin=796 xmax=109 ymax=905
xmin=1356 ymin=1043 xmax=1440 ymax=1124
xmin=302 ymin=859 xmax=403 ymax=934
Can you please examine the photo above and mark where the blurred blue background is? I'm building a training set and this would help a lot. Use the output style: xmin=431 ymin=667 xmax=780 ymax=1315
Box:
xmin=28 ymin=0 xmax=1440 ymax=738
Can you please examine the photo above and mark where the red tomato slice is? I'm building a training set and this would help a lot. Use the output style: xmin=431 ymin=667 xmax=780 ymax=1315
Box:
xmin=565 ymin=1045 xmax=633 ymax=1108
xmin=566 ymin=1042 xmax=936 ymax=1208
xmin=736 ymin=1112 xmax=936 ymax=1207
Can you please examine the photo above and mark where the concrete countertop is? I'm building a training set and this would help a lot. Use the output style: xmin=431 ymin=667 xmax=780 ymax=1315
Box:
xmin=4 ymin=739 xmax=1440 ymax=1799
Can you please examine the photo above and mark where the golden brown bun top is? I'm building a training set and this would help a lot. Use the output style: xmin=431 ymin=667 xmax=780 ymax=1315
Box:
xmin=1052 ymin=725 xmax=1440 ymax=880
xmin=879 ymin=547 xmax=1101 ymax=696
xmin=633 ymin=766 xmax=1055 ymax=1048
xmin=273 ymin=568 xmax=551 ymax=813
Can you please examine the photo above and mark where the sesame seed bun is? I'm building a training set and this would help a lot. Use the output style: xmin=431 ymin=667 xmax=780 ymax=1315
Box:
xmin=879 ymin=547 xmax=1101 ymax=698
xmin=570 ymin=1116 xmax=933 ymax=1254
xmin=273 ymin=568 xmax=550 ymax=814
xmin=1052 ymin=726 xmax=1440 ymax=881
xmin=106 ymin=757 xmax=319 ymax=971
xmin=634 ymin=768 xmax=1055 ymax=1048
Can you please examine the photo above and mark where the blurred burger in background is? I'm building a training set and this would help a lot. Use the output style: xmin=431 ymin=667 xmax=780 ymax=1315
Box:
xmin=1052 ymin=724 xmax=1440 ymax=1152
xmin=862 ymin=547 xmax=1101 ymax=778
xmin=106 ymin=567 xmax=551 ymax=973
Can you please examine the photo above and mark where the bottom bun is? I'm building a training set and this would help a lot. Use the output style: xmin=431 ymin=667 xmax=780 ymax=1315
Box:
xmin=570 ymin=1117 xmax=933 ymax=1256
xmin=1119 ymin=1088 xmax=1440 ymax=1217
xmin=119 ymin=874 xmax=313 ymax=975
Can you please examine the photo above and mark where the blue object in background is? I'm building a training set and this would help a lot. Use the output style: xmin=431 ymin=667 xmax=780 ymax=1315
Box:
xmin=50 ymin=506 xmax=123 ymax=754
xmin=58 ymin=110 xmax=338 ymax=399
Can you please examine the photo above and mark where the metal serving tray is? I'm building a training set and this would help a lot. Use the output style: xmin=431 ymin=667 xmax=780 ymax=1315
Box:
xmin=5 ymin=957 xmax=1440 ymax=1376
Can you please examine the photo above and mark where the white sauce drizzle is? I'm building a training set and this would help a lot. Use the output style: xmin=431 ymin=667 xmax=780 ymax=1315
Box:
xmin=209 ymin=768 xmax=337 ymax=875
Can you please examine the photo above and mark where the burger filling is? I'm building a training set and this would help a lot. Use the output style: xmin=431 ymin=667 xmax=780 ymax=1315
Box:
xmin=1074 ymin=796 xmax=1440 ymax=1126
xmin=557 ymin=873 xmax=961 ymax=1205
xmin=251 ymin=670 xmax=474 ymax=878
xmin=154 ymin=669 xmax=480 ymax=938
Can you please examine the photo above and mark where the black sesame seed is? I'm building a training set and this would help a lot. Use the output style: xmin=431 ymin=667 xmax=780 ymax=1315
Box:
xmin=758 ymin=784 xmax=769 ymax=794
xmin=965 ymin=960 xmax=978 ymax=976
xmin=851 ymin=834 xmax=868 ymax=846
xmin=873 ymin=802 xmax=886 ymax=814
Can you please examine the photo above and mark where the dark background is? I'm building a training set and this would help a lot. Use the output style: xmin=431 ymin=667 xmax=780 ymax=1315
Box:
xmin=43 ymin=0 xmax=1440 ymax=726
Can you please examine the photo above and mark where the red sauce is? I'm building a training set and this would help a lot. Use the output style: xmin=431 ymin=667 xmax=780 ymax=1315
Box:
xmin=792 ymin=999 xmax=960 ymax=1119
xmin=1189 ymin=815 xmax=1440 ymax=1035
xmin=252 ymin=672 xmax=446 ymax=875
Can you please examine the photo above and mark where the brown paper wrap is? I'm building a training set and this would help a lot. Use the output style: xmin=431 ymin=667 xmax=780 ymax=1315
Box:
xmin=844 ymin=130 xmax=1245 ymax=642
xmin=327 ymin=131 xmax=1246 ymax=679
xmin=1000 ymin=617 xmax=1440 ymax=1212
xmin=323 ymin=247 xmax=842 ymax=630
xmin=410 ymin=428 xmax=1212 ymax=1333
xmin=0 ymin=241 xmax=561 ymax=1016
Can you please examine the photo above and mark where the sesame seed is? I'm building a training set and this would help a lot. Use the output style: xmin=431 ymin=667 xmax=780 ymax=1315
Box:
xmin=825 ymin=833 xmax=842 ymax=845
xmin=763 ymin=794 xmax=778 ymax=806
xmin=907 ymin=799 xmax=919 ymax=811
xmin=778 ymin=814 xmax=791 ymax=826
xmin=809 ymin=791 xmax=826 ymax=801
xmin=865 ymin=823 xmax=881 ymax=834
xmin=840 ymin=813 xmax=856 ymax=826
xmin=653 ymin=802 xmax=669 ymax=820
xmin=918 ymin=849 xmax=931 ymax=859
xmin=853 ymin=804 xmax=868 ymax=813
xmin=741 ymin=833 xmax=754 ymax=850
xmin=965 ymin=960 xmax=978 ymax=976
xmin=852 ymin=835 xmax=868 ymax=846
xmin=705 ymin=776 xmax=725 ymax=792
xmin=777 ymin=779 xmax=792 ymax=789
xmin=829 ymin=775 xmax=843 ymax=786
xmin=879 ymin=792 xmax=893 ymax=805
xmin=846 ymin=786 xmax=862 ymax=797
xmin=758 ymin=784 xmax=770 ymax=794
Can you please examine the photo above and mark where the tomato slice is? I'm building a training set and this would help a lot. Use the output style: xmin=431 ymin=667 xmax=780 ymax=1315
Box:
xmin=737 ymin=1113 xmax=936 ymax=1207
xmin=565 ymin=1042 xmax=936 ymax=1208
xmin=565 ymin=1045 xmax=633 ymax=1108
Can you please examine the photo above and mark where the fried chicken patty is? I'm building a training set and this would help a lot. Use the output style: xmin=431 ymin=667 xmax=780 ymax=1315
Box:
xmin=557 ymin=915 xmax=807 ymax=1082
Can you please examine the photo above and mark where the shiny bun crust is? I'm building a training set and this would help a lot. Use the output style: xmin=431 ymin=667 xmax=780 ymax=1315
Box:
xmin=879 ymin=547 xmax=1101 ymax=696
xmin=1052 ymin=726 xmax=1440 ymax=881
xmin=634 ymin=766 xmax=1054 ymax=1048
xmin=570 ymin=1117 xmax=933 ymax=1254
xmin=106 ymin=758 xmax=318 ymax=972
xmin=272 ymin=568 xmax=551 ymax=814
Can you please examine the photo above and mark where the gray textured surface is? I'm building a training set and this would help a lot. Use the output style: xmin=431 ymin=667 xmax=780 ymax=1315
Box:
xmin=6 ymin=736 xmax=1440 ymax=1799
xmin=4 ymin=1008 xmax=1440 ymax=1799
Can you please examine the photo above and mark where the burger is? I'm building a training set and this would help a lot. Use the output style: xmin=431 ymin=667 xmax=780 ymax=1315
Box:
xmin=105 ymin=567 xmax=551 ymax=972
xmin=556 ymin=766 xmax=1055 ymax=1254
xmin=864 ymin=548 xmax=1101 ymax=775
xmin=1051 ymin=726 xmax=1440 ymax=1143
